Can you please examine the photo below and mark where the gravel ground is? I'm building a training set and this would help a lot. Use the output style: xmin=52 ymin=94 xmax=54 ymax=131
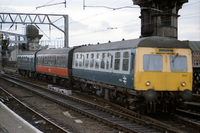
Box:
xmin=0 ymin=78 xmax=119 ymax=133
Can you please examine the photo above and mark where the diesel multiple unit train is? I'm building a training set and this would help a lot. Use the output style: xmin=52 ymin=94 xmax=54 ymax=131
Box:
xmin=17 ymin=36 xmax=193 ymax=113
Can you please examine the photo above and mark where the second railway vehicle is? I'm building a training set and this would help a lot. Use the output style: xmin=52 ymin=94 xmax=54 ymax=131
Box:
xmin=17 ymin=36 xmax=193 ymax=113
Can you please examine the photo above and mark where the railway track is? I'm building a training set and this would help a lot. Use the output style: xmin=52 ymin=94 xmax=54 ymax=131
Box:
xmin=0 ymin=74 xmax=183 ymax=133
xmin=0 ymin=87 xmax=71 ymax=133
xmin=191 ymin=94 xmax=200 ymax=102
xmin=72 ymin=89 xmax=200 ymax=133
xmin=148 ymin=109 xmax=200 ymax=133
xmin=174 ymin=108 xmax=200 ymax=130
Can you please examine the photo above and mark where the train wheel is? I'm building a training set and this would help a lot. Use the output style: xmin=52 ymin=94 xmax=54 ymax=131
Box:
xmin=65 ymin=80 xmax=71 ymax=88
xmin=42 ymin=75 xmax=46 ymax=82
xmin=47 ymin=76 xmax=53 ymax=83
xmin=21 ymin=71 xmax=26 ymax=77
xmin=60 ymin=79 xmax=66 ymax=87
xmin=137 ymin=102 xmax=146 ymax=114
xmin=33 ymin=73 xmax=38 ymax=79
xmin=38 ymin=74 xmax=43 ymax=81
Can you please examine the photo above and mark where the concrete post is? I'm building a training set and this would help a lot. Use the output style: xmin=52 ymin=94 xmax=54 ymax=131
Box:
xmin=64 ymin=15 xmax=69 ymax=48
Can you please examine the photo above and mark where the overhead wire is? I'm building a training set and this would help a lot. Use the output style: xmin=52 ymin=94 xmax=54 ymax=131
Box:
xmin=35 ymin=0 xmax=200 ymax=38
xmin=2 ymin=0 xmax=199 ymax=41
xmin=74 ymin=0 xmax=199 ymax=29
xmin=70 ymin=0 xmax=200 ymax=26
xmin=70 ymin=12 xmax=200 ymax=38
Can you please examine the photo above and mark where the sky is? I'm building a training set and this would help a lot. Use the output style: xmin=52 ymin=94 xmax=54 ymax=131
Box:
xmin=0 ymin=0 xmax=200 ymax=47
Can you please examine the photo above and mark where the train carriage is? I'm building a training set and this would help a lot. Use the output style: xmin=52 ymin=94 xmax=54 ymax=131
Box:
xmin=72 ymin=40 xmax=136 ymax=90
xmin=17 ymin=50 xmax=39 ymax=77
xmin=36 ymin=47 xmax=75 ymax=86
xmin=72 ymin=36 xmax=193 ymax=112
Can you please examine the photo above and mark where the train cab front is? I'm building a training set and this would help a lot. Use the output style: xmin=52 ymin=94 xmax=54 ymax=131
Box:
xmin=134 ymin=47 xmax=193 ymax=112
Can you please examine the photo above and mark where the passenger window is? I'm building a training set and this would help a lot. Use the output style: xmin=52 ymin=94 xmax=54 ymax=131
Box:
xmin=38 ymin=57 xmax=40 ymax=65
xmin=41 ymin=57 xmax=43 ymax=65
xmin=90 ymin=53 xmax=94 ymax=68
xmin=52 ymin=56 xmax=55 ymax=66
xmin=44 ymin=56 xmax=47 ymax=65
xmin=85 ymin=60 xmax=89 ymax=68
xmin=101 ymin=53 xmax=105 ymax=69
xmin=122 ymin=52 xmax=129 ymax=71
xmin=82 ymin=54 xmax=85 ymax=67
xmin=79 ymin=54 xmax=83 ymax=67
xmin=75 ymin=54 xmax=78 ymax=67
xmin=57 ymin=57 xmax=59 ymax=65
xmin=114 ymin=52 xmax=121 ymax=70
xmin=85 ymin=54 xmax=89 ymax=68
xmin=111 ymin=55 xmax=113 ymax=69
xmin=106 ymin=53 xmax=109 ymax=69
xmin=95 ymin=53 xmax=100 ymax=69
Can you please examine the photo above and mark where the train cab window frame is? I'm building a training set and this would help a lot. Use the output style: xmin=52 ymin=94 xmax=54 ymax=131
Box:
xmin=143 ymin=54 xmax=163 ymax=71
xmin=131 ymin=53 xmax=135 ymax=70
xmin=170 ymin=55 xmax=187 ymax=71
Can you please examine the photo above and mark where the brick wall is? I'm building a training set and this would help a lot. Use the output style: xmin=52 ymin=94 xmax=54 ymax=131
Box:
xmin=193 ymin=51 xmax=200 ymax=68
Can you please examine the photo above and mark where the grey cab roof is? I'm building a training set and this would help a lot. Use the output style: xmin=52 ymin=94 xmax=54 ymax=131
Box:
xmin=37 ymin=47 xmax=74 ymax=55
xmin=74 ymin=36 xmax=190 ymax=53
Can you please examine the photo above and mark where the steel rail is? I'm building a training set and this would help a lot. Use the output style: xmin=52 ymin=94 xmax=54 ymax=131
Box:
xmin=0 ymin=87 xmax=71 ymax=133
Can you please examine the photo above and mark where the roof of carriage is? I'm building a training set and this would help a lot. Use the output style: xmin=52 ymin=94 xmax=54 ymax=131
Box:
xmin=189 ymin=41 xmax=200 ymax=51
xmin=74 ymin=36 xmax=190 ymax=52
xmin=17 ymin=50 xmax=39 ymax=56
xmin=37 ymin=47 xmax=74 ymax=55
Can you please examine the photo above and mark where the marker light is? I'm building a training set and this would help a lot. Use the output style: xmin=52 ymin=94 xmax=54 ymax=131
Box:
xmin=181 ymin=82 xmax=186 ymax=87
xmin=146 ymin=81 xmax=151 ymax=86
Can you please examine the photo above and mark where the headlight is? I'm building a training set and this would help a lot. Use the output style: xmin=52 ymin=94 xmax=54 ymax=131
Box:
xmin=146 ymin=81 xmax=151 ymax=86
xmin=181 ymin=82 xmax=186 ymax=87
